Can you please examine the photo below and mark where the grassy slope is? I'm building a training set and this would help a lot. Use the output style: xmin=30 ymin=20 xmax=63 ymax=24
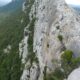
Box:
xmin=0 ymin=10 xmax=24 ymax=80
xmin=0 ymin=12 xmax=9 ymax=23
xmin=0 ymin=0 xmax=35 ymax=80
xmin=0 ymin=5 xmax=29 ymax=80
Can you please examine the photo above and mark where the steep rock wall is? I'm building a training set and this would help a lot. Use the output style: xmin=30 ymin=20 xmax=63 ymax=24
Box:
xmin=20 ymin=0 xmax=80 ymax=80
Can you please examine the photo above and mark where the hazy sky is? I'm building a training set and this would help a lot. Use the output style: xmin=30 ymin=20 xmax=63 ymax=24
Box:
xmin=0 ymin=0 xmax=12 ymax=6
xmin=65 ymin=0 xmax=80 ymax=5
xmin=0 ymin=0 xmax=80 ymax=6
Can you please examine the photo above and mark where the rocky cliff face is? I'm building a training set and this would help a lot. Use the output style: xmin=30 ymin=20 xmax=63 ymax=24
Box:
xmin=20 ymin=0 xmax=80 ymax=80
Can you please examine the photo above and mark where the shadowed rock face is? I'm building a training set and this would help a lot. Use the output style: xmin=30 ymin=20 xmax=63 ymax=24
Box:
xmin=20 ymin=0 xmax=80 ymax=80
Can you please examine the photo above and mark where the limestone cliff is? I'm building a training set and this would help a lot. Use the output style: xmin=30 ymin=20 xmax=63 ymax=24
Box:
xmin=20 ymin=0 xmax=80 ymax=80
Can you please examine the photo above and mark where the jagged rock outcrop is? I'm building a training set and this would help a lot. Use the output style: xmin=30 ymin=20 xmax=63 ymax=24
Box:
xmin=20 ymin=0 xmax=80 ymax=80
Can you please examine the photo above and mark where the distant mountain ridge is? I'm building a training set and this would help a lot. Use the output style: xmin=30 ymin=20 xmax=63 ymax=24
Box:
xmin=68 ymin=4 xmax=80 ymax=14
xmin=0 ymin=0 xmax=24 ymax=13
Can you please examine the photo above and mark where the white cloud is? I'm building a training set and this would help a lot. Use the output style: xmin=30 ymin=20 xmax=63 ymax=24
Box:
xmin=0 ymin=0 xmax=12 ymax=3
xmin=0 ymin=0 xmax=12 ymax=6
xmin=65 ymin=0 xmax=80 ymax=5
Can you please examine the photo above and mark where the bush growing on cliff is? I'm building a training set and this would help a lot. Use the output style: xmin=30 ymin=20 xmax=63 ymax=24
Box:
xmin=61 ymin=50 xmax=80 ymax=77
xmin=61 ymin=50 xmax=73 ymax=77
xmin=61 ymin=50 xmax=80 ymax=66
xmin=61 ymin=50 xmax=73 ymax=63
xmin=45 ymin=68 xmax=64 ymax=80
xmin=58 ymin=34 xmax=63 ymax=42
xmin=45 ymin=50 xmax=80 ymax=80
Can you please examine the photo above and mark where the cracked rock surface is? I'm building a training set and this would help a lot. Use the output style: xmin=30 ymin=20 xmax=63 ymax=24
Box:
xmin=20 ymin=0 xmax=80 ymax=80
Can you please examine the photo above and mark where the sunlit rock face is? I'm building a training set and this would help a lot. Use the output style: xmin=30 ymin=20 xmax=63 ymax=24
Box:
xmin=68 ymin=68 xmax=80 ymax=80
xmin=20 ymin=0 xmax=80 ymax=80
xmin=34 ymin=0 xmax=80 ymax=73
